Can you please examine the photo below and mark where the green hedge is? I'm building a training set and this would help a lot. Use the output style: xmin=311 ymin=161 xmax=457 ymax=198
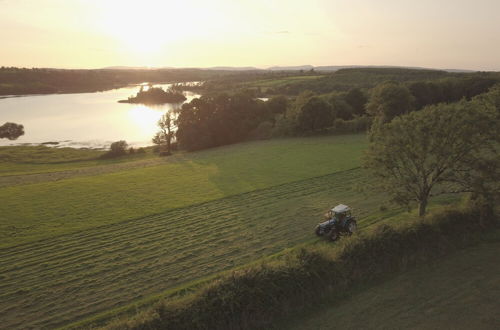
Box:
xmin=105 ymin=206 xmax=497 ymax=330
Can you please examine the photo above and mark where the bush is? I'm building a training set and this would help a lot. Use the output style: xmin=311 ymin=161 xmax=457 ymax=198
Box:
xmin=105 ymin=205 xmax=497 ymax=330
xmin=101 ymin=140 xmax=128 ymax=158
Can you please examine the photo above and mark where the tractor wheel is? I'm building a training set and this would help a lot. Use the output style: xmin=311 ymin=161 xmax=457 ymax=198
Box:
xmin=315 ymin=225 xmax=322 ymax=237
xmin=347 ymin=220 xmax=357 ymax=235
xmin=328 ymin=229 xmax=339 ymax=241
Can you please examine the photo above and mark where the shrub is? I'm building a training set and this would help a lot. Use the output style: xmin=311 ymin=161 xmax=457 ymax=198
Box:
xmin=101 ymin=140 xmax=128 ymax=158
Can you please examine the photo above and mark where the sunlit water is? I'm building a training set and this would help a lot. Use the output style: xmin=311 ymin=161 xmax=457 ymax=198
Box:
xmin=0 ymin=84 xmax=200 ymax=149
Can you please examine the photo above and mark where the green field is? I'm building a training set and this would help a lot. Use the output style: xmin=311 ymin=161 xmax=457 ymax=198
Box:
xmin=285 ymin=241 xmax=500 ymax=330
xmin=1 ymin=134 xmax=383 ymax=328
xmin=0 ymin=134 xmax=467 ymax=329
xmin=244 ymin=75 xmax=324 ymax=88
xmin=0 ymin=135 xmax=367 ymax=248
xmin=0 ymin=145 xmax=160 ymax=176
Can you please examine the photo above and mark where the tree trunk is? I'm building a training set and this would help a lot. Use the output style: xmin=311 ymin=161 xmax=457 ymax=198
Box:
xmin=166 ymin=126 xmax=171 ymax=154
xmin=418 ymin=198 xmax=428 ymax=217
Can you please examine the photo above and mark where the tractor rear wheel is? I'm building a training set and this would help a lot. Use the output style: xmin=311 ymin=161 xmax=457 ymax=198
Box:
xmin=328 ymin=229 xmax=339 ymax=241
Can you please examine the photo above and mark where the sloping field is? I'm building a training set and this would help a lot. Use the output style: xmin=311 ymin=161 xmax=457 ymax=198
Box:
xmin=286 ymin=241 xmax=500 ymax=330
xmin=0 ymin=135 xmax=366 ymax=247
xmin=0 ymin=168 xmax=387 ymax=329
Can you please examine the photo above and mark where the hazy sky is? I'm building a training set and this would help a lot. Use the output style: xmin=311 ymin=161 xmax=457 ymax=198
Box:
xmin=1 ymin=0 xmax=499 ymax=70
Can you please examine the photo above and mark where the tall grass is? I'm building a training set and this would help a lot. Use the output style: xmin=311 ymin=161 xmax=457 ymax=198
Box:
xmin=105 ymin=204 xmax=497 ymax=330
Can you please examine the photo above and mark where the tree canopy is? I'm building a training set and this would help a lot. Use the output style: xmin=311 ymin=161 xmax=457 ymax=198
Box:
xmin=366 ymin=81 xmax=414 ymax=123
xmin=119 ymin=86 xmax=186 ymax=104
xmin=153 ymin=112 xmax=175 ymax=155
xmin=0 ymin=122 xmax=24 ymax=140
xmin=296 ymin=96 xmax=333 ymax=132
xmin=176 ymin=92 xmax=267 ymax=151
xmin=364 ymin=95 xmax=499 ymax=216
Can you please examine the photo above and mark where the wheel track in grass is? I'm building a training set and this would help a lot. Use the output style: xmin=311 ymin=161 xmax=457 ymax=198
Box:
xmin=0 ymin=168 xmax=385 ymax=330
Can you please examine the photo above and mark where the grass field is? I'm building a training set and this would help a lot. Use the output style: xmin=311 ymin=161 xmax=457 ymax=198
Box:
xmin=0 ymin=134 xmax=462 ymax=329
xmin=285 ymin=240 xmax=500 ymax=330
xmin=0 ymin=145 xmax=159 ymax=176
xmin=0 ymin=134 xmax=379 ymax=329
xmin=244 ymin=75 xmax=324 ymax=88
xmin=0 ymin=135 xmax=367 ymax=248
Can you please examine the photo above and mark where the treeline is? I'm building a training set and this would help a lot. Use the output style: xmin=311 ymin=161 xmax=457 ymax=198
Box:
xmin=0 ymin=67 xmax=269 ymax=95
xmin=200 ymin=67 xmax=500 ymax=97
xmin=119 ymin=86 xmax=186 ymax=104
xmin=267 ymin=67 xmax=452 ymax=95
xmin=176 ymin=93 xmax=275 ymax=150
xmin=172 ymin=74 xmax=498 ymax=151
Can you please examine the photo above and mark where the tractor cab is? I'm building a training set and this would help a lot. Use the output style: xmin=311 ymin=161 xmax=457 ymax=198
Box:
xmin=328 ymin=204 xmax=352 ymax=221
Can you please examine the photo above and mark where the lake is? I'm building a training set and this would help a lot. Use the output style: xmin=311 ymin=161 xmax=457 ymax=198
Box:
xmin=0 ymin=84 xmax=200 ymax=148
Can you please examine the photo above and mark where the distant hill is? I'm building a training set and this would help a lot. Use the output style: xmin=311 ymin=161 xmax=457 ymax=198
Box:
xmin=100 ymin=65 xmax=478 ymax=73
xmin=206 ymin=66 xmax=261 ymax=71
xmin=101 ymin=66 xmax=163 ymax=70
xmin=267 ymin=65 xmax=314 ymax=71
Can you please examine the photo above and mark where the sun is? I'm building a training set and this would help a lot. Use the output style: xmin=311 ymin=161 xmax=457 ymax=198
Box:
xmin=99 ymin=1 xmax=194 ymax=58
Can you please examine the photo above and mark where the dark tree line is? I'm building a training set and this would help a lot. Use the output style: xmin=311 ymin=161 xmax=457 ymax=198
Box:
xmin=156 ymin=70 xmax=499 ymax=153
xmin=408 ymin=76 xmax=498 ymax=110
xmin=176 ymin=92 xmax=287 ymax=151
xmin=0 ymin=67 xmax=270 ymax=96
xmin=119 ymin=86 xmax=186 ymax=104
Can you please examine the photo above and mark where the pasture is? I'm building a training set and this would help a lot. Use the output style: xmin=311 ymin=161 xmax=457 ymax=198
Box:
xmin=0 ymin=134 xmax=464 ymax=329
xmin=1 ymin=134 xmax=374 ymax=328
xmin=244 ymin=75 xmax=324 ymax=88
xmin=0 ymin=134 xmax=366 ymax=248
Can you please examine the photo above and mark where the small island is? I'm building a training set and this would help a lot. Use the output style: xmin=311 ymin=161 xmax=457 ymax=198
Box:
xmin=118 ymin=86 xmax=187 ymax=104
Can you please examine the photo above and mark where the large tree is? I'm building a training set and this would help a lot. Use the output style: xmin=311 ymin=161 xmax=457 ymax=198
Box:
xmin=366 ymin=82 xmax=414 ymax=123
xmin=364 ymin=98 xmax=499 ymax=216
xmin=329 ymin=94 xmax=353 ymax=120
xmin=0 ymin=122 xmax=24 ymax=140
xmin=153 ymin=111 xmax=175 ymax=155
xmin=344 ymin=88 xmax=368 ymax=116
xmin=296 ymin=96 xmax=333 ymax=132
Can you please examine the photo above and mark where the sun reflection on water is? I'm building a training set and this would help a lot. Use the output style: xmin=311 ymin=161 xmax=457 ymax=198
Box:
xmin=127 ymin=105 xmax=165 ymax=137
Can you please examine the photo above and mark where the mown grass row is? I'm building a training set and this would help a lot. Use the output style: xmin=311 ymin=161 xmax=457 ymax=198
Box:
xmin=0 ymin=168 xmax=388 ymax=329
xmin=104 ymin=203 xmax=497 ymax=330
xmin=0 ymin=134 xmax=367 ymax=248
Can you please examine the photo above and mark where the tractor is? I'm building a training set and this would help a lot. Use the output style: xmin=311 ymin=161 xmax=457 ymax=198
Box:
xmin=315 ymin=204 xmax=357 ymax=241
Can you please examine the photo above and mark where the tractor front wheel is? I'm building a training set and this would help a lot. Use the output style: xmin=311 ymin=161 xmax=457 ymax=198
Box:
xmin=347 ymin=220 xmax=357 ymax=235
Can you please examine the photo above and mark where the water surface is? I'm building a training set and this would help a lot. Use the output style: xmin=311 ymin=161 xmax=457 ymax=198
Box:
xmin=0 ymin=84 xmax=199 ymax=148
